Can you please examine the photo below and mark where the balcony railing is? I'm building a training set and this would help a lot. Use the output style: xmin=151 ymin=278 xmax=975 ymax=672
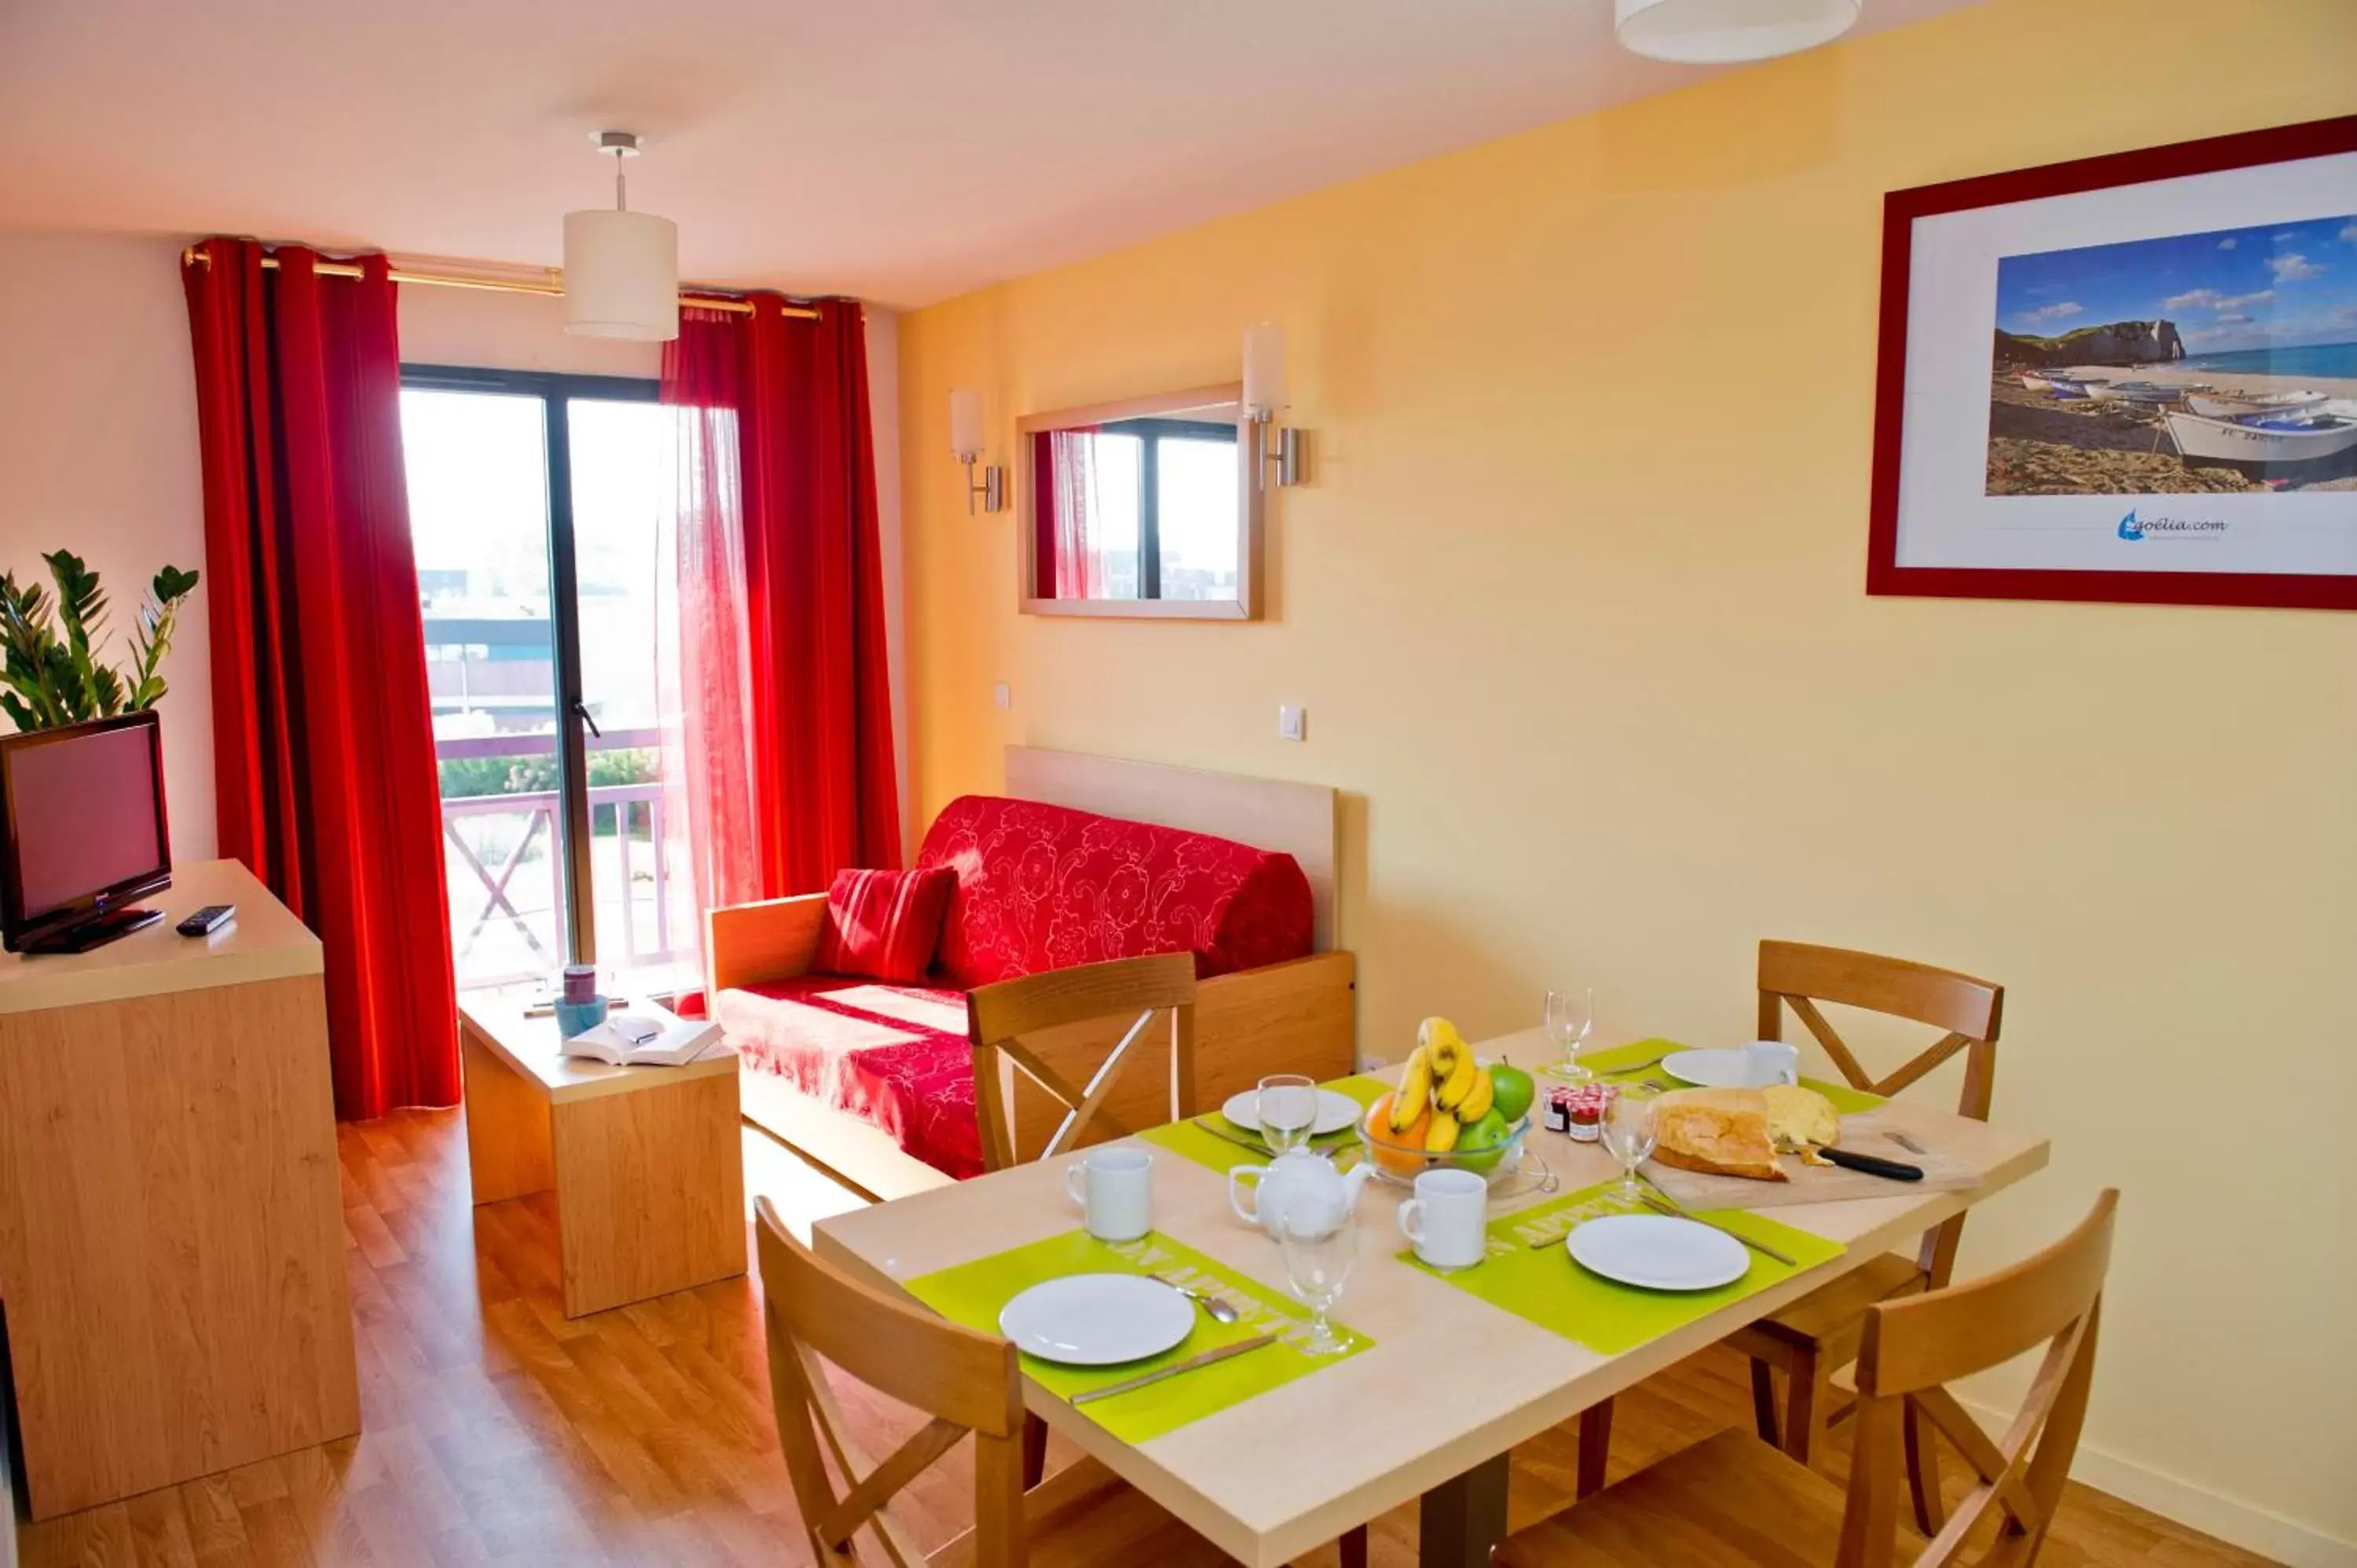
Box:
xmin=434 ymin=728 xmax=683 ymax=989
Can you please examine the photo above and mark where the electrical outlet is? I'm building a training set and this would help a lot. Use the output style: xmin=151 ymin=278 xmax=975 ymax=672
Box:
xmin=1278 ymin=705 xmax=1306 ymax=742
xmin=993 ymin=682 xmax=1012 ymax=712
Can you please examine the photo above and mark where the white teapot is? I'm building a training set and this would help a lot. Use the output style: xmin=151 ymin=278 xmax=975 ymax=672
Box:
xmin=1227 ymin=1151 xmax=1375 ymax=1240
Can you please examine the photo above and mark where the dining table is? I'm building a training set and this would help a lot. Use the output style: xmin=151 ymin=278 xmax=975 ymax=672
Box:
xmin=809 ymin=1025 xmax=2051 ymax=1567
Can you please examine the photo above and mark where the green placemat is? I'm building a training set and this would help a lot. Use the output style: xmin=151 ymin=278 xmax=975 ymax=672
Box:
xmin=1405 ymin=1179 xmax=1846 ymax=1355
xmin=1139 ymin=1073 xmax=1391 ymax=1174
xmin=904 ymin=1227 xmax=1370 ymax=1444
xmin=1585 ymin=1038 xmax=1886 ymax=1116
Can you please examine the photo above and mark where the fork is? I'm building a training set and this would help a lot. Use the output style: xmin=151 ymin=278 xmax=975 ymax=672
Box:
xmin=1153 ymin=1273 xmax=1242 ymax=1324
xmin=1634 ymin=1181 xmax=1799 ymax=1268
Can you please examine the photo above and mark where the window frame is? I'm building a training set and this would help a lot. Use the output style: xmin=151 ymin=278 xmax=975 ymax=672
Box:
xmin=400 ymin=362 xmax=662 ymax=968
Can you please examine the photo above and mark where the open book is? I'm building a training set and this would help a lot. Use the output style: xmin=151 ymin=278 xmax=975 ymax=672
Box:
xmin=560 ymin=1005 xmax=723 ymax=1069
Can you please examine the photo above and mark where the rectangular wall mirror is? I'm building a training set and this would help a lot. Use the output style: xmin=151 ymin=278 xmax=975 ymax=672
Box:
xmin=1018 ymin=383 xmax=1263 ymax=620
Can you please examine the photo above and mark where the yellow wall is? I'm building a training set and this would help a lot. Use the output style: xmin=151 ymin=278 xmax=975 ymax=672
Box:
xmin=897 ymin=0 xmax=2357 ymax=1554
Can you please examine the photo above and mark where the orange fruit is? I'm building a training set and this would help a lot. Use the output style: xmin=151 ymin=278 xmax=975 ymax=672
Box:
xmin=1363 ymin=1093 xmax=1431 ymax=1178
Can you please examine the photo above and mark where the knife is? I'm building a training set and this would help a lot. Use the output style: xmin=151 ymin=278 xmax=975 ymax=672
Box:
xmin=1190 ymin=1117 xmax=1277 ymax=1159
xmin=1192 ymin=1116 xmax=1354 ymax=1160
xmin=1815 ymin=1145 xmax=1923 ymax=1181
xmin=1069 ymin=1335 xmax=1276 ymax=1405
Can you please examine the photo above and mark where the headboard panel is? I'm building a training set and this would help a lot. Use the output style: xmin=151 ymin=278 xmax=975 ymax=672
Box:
xmin=1003 ymin=746 xmax=1340 ymax=951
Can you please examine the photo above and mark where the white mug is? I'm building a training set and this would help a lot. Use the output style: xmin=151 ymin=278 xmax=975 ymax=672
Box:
xmin=1396 ymin=1168 xmax=1489 ymax=1272
xmin=1739 ymin=1040 xmax=1800 ymax=1087
xmin=1065 ymin=1147 xmax=1153 ymax=1242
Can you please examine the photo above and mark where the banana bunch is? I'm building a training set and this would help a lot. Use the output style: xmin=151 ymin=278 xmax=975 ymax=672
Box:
xmin=1387 ymin=1017 xmax=1498 ymax=1153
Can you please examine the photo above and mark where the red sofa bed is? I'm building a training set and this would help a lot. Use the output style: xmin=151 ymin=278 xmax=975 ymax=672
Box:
xmin=703 ymin=793 xmax=1354 ymax=1194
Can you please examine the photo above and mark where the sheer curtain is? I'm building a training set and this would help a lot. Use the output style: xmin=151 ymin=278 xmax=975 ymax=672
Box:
xmin=658 ymin=297 xmax=901 ymax=973
xmin=654 ymin=368 xmax=764 ymax=958
xmin=1038 ymin=427 xmax=1108 ymax=598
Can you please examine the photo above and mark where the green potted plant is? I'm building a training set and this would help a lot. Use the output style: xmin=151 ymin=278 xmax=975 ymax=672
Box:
xmin=0 ymin=550 xmax=201 ymax=733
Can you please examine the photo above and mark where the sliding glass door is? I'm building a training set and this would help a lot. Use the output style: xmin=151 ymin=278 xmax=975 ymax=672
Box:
xmin=399 ymin=366 xmax=690 ymax=992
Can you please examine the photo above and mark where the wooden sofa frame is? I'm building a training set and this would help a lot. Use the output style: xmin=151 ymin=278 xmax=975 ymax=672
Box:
xmin=709 ymin=893 xmax=1357 ymax=1202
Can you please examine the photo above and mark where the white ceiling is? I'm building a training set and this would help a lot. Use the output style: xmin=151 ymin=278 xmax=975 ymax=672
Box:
xmin=0 ymin=0 xmax=1984 ymax=308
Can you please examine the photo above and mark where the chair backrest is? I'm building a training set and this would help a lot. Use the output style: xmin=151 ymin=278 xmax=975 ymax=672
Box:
xmin=1758 ymin=941 xmax=2006 ymax=1286
xmin=756 ymin=1197 xmax=1028 ymax=1566
xmin=966 ymin=952 xmax=1200 ymax=1171
xmin=1838 ymin=1190 xmax=2118 ymax=1568
xmin=1758 ymin=940 xmax=2005 ymax=1112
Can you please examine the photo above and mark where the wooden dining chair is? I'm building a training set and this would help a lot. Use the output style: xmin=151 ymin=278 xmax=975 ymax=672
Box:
xmin=962 ymin=954 xmax=1372 ymax=1567
xmin=1732 ymin=940 xmax=2007 ymax=1532
xmin=756 ymin=1196 xmax=1240 ymax=1566
xmin=1497 ymin=1189 xmax=2117 ymax=1568
xmin=966 ymin=951 xmax=1200 ymax=1173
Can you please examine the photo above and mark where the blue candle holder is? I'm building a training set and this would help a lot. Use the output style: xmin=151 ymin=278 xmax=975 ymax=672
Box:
xmin=553 ymin=995 xmax=609 ymax=1039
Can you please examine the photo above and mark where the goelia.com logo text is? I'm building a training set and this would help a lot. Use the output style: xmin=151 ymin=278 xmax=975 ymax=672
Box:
xmin=2117 ymin=509 xmax=2227 ymax=541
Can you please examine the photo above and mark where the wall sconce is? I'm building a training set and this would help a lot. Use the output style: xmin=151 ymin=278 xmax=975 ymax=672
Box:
xmin=1242 ymin=323 xmax=1308 ymax=488
xmin=948 ymin=389 xmax=1004 ymax=515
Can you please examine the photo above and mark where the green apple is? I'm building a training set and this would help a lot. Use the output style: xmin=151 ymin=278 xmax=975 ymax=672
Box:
xmin=1488 ymin=1061 xmax=1536 ymax=1124
xmin=1455 ymin=1108 xmax=1513 ymax=1174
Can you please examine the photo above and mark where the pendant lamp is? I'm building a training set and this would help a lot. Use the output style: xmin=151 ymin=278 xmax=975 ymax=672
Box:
xmin=564 ymin=130 xmax=679 ymax=341
xmin=1613 ymin=0 xmax=1861 ymax=64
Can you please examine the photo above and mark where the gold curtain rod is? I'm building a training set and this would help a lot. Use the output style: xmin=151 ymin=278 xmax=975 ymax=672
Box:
xmin=178 ymin=243 xmax=822 ymax=321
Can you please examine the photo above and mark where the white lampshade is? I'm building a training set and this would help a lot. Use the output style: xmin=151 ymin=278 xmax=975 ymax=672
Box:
xmin=1243 ymin=322 xmax=1288 ymax=417
xmin=563 ymin=208 xmax=680 ymax=341
xmin=1614 ymin=0 xmax=1860 ymax=63
xmin=948 ymin=388 xmax=985 ymax=460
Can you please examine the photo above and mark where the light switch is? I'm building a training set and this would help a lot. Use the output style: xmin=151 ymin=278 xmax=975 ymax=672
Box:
xmin=1278 ymin=705 xmax=1306 ymax=742
xmin=993 ymin=682 xmax=1012 ymax=712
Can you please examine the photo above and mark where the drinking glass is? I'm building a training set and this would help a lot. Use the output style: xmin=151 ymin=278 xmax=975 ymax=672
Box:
xmin=1277 ymin=1199 xmax=1358 ymax=1356
xmin=1603 ymin=1088 xmax=1659 ymax=1200
xmin=1542 ymin=986 xmax=1595 ymax=1082
xmin=1256 ymin=1073 xmax=1319 ymax=1156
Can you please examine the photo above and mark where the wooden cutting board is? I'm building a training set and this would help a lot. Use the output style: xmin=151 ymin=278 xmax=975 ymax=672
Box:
xmin=1640 ymin=1113 xmax=1982 ymax=1211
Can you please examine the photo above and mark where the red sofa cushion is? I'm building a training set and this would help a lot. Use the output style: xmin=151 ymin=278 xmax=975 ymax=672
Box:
xmin=915 ymin=794 xmax=1314 ymax=988
xmin=709 ymin=976 xmax=983 ymax=1179
xmin=814 ymin=866 xmax=956 ymax=984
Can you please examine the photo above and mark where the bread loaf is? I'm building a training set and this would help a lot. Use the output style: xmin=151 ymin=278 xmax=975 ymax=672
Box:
xmin=1650 ymin=1083 xmax=1842 ymax=1181
xmin=1651 ymin=1089 xmax=1785 ymax=1181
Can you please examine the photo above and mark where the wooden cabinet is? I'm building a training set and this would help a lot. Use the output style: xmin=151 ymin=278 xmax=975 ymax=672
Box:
xmin=0 ymin=860 xmax=359 ymax=1520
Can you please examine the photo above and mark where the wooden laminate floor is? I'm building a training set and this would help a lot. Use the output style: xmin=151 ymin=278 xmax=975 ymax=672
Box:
xmin=14 ymin=1108 xmax=2278 ymax=1566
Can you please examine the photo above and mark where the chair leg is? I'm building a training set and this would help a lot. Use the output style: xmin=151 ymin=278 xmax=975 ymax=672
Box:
xmin=1576 ymin=1399 xmax=1614 ymax=1499
xmin=1780 ymin=1350 xmax=1830 ymax=1467
xmin=1336 ymin=1524 xmax=1369 ymax=1568
xmin=1904 ymin=1396 xmax=1948 ymax=1537
xmin=1749 ymin=1356 xmax=1780 ymax=1447
xmin=1021 ymin=1412 xmax=1048 ymax=1489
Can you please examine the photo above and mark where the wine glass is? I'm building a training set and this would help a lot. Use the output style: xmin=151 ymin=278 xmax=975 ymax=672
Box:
xmin=1277 ymin=1198 xmax=1358 ymax=1356
xmin=1603 ymin=1087 xmax=1659 ymax=1200
xmin=1542 ymin=986 xmax=1595 ymax=1082
xmin=1256 ymin=1073 xmax=1318 ymax=1157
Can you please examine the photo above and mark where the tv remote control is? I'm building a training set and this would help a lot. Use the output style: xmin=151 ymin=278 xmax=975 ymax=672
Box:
xmin=176 ymin=904 xmax=236 ymax=936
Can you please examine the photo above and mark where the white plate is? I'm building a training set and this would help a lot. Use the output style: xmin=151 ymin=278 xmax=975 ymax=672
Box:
xmin=1222 ymin=1086 xmax=1362 ymax=1137
xmin=1661 ymin=1048 xmax=1767 ymax=1089
xmin=1566 ymin=1214 xmax=1750 ymax=1292
xmin=998 ymin=1275 xmax=1195 ymax=1366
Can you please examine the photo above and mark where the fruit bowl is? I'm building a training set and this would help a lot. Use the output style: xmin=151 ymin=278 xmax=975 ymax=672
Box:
xmin=1354 ymin=1111 xmax=1534 ymax=1189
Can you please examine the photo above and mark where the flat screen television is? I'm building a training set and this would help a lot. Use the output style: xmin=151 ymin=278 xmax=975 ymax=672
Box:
xmin=1 ymin=711 xmax=173 ymax=954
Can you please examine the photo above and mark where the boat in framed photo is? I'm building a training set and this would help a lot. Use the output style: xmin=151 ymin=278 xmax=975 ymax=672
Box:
xmin=2183 ymin=389 xmax=2330 ymax=419
xmin=2163 ymin=406 xmax=2357 ymax=467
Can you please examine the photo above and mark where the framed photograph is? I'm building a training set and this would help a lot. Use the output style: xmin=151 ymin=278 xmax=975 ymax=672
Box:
xmin=1867 ymin=115 xmax=2357 ymax=610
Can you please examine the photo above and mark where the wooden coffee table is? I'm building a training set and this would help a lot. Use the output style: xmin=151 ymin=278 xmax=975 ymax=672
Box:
xmin=458 ymin=995 xmax=746 ymax=1317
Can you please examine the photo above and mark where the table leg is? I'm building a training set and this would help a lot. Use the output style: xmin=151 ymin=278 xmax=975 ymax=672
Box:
xmin=1418 ymin=1451 xmax=1508 ymax=1567
xmin=461 ymin=1025 xmax=554 ymax=1204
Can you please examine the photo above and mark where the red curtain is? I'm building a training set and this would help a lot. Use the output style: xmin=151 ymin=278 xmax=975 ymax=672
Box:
xmin=181 ymin=240 xmax=460 ymax=1119
xmin=662 ymin=297 xmax=900 ymax=901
